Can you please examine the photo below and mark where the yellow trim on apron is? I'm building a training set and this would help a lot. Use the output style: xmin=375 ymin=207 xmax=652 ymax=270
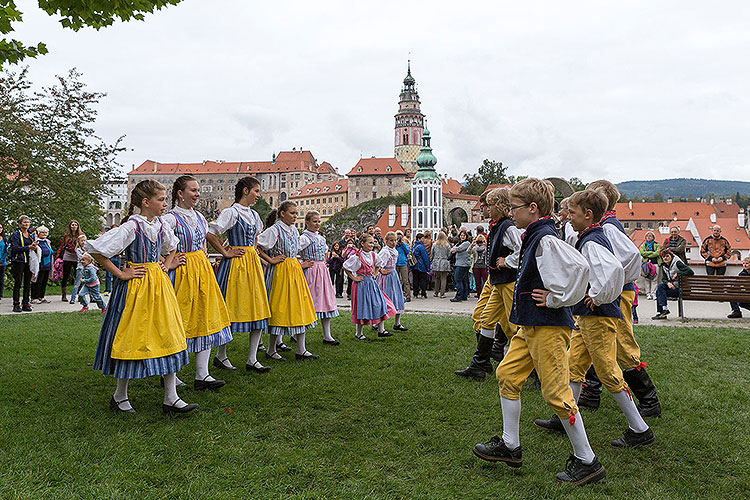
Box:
xmin=268 ymin=258 xmax=317 ymax=327
xmin=111 ymin=262 xmax=187 ymax=360
xmin=225 ymin=246 xmax=271 ymax=323
xmin=173 ymin=250 xmax=231 ymax=339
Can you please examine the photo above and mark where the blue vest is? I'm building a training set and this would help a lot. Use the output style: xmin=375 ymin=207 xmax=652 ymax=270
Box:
xmin=601 ymin=215 xmax=635 ymax=292
xmin=488 ymin=217 xmax=517 ymax=285
xmin=572 ymin=226 xmax=623 ymax=318
xmin=509 ymin=218 xmax=576 ymax=329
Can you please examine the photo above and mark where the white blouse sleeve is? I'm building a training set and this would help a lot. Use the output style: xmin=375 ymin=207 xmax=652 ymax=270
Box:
xmin=85 ymin=221 xmax=137 ymax=258
xmin=208 ymin=208 xmax=238 ymax=236
xmin=375 ymin=247 xmax=391 ymax=267
xmin=536 ymin=235 xmax=591 ymax=308
xmin=343 ymin=253 xmax=362 ymax=273
xmin=160 ymin=222 xmax=179 ymax=255
xmin=257 ymin=226 xmax=278 ymax=250
xmin=602 ymin=225 xmax=641 ymax=284
xmin=502 ymin=226 xmax=523 ymax=270
xmin=299 ymin=233 xmax=312 ymax=252
xmin=161 ymin=213 xmax=177 ymax=233
xmin=581 ymin=241 xmax=625 ymax=305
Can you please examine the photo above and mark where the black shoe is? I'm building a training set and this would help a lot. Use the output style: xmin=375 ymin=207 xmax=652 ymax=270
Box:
xmin=162 ymin=399 xmax=199 ymax=415
xmin=277 ymin=343 xmax=292 ymax=352
xmin=213 ymin=357 xmax=237 ymax=370
xmin=109 ymin=396 xmax=136 ymax=414
xmin=651 ymin=312 xmax=666 ymax=320
xmin=450 ymin=298 xmax=461 ymax=302
xmin=577 ymin=392 xmax=600 ymax=411
xmin=534 ymin=414 xmax=565 ymax=433
xmin=371 ymin=325 xmax=379 ymax=331
xmin=296 ymin=350 xmax=320 ymax=361
xmin=377 ymin=330 xmax=393 ymax=337
xmin=555 ymin=455 xmax=606 ymax=485
xmin=623 ymin=366 xmax=662 ymax=418
xmin=610 ymin=427 xmax=655 ymax=448
xmin=323 ymin=339 xmax=341 ymax=346
xmin=246 ymin=361 xmax=271 ymax=373
xmin=194 ymin=376 xmax=226 ymax=391
xmin=454 ymin=366 xmax=487 ymax=381
xmin=472 ymin=435 xmax=522 ymax=468
xmin=727 ymin=310 xmax=742 ymax=318
xmin=393 ymin=324 xmax=408 ymax=331
xmin=265 ymin=352 xmax=287 ymax=361
xmin=13 ymin=304 xmax=22 ymax=313
xmin=22 ymin=303 xmax=32 ymax=312
xmin=257 ymin=343 xmax=266 ymax=352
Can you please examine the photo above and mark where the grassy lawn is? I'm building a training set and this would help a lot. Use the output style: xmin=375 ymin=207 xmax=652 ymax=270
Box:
xmin=0 ymin=313 xmax=748 ymax=499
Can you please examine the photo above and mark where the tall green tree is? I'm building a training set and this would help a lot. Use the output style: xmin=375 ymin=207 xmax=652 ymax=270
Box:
xmin=1 ymin=0 xmax=184 ymax=69
xmin=461 ymin=159 xmax=511 ymax=195
xmin=0 ymin=67 xmax=123 ymax=241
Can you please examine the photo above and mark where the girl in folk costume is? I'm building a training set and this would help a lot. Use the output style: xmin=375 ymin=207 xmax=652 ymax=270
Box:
xmin=376 ymin=231 xmax=408 ymax=332
xmin=87 ymin=180 xmax=197 ymax=415
xmin=344 ymin=233 xmax=397 ymax=340
xmin=163 ymin=176 xmax=232 ymax=390
xmin=257 ymin=201 xmax=319 ymax=361
xmin=299 ymin=211 xmax=340 ymax=346
xmin=206 ymin=177 xmax=272 ymax=374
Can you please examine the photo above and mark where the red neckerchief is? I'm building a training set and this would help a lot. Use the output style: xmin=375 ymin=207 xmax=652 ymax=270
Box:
xmin=488 ymin=218 xmax=499 ymax=231
xmin=600 ymin=210 xmax=616 ymax=223
xmin=520 ymin=216 xmax=552 ymax=241
xmin=577 ymin=222 xmax=601 ymax=238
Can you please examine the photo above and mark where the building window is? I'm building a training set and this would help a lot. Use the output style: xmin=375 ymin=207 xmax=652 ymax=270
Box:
xmin=647 ymin=222 xmax=653 ymax=229
xmin=623 ymin=222 xmax=629 ymax=228
xmin=388 ymin=178 xmax=392 ymax=185
xmin=372 ymin=192 xmax=376 ymax=199
xmin=372 ymin=178 xmax=376 ymax=186
xmin=636 ymin=222 xmax=642 ymax=229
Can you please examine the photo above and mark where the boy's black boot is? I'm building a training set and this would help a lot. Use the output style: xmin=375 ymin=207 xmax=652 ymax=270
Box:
xmin=472 ymin=435 xmax=522 ymax=467
xmin=623 ymin=366 xmax=662 ymax=417
xmin=490 ymin=324 xmax=507 ymax=362
xmin=578 ymin=365 xmax=602 ymax=410
xmin=555 ymin=455 xmax=606 ymax=486
xmin=455 ymin=334 xmax=495 ymax=380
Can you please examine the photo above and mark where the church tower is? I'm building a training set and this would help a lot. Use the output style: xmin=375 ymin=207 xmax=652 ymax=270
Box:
xmin=411 ymin=128 xmax=442 ymax=237
xmin=394 ymin=61 xmax=425 ymax=174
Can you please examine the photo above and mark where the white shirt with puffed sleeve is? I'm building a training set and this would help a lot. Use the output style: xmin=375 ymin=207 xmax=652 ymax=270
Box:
xmin=601 ymin=224 xmax=641 ymax=284
xmin=580 ymin=239 xmax=626 ymax=306
xmin=85 ymin=215 xmax=178 ymax=258
xmin=535 ymin=235 xmax=591 ymax=308
xmin=208 ymin=203 xmax=263 ymax=238
xmin=501 ymin=225 xmax=523 ymax=270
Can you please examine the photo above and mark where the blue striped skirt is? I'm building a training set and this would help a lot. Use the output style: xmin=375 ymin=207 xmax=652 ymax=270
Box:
xmin=317 ymin=310 xmax=340 ymax=320
xmin=376 ymin=268 xmax=405 ymax=313
xmin=93 ymin=277 xmax=189 ymax=379
xmin=185 ymin=325 xmax=233 ymax=352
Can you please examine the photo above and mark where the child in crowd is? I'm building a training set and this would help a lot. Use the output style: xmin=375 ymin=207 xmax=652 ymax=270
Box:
xmin=533 ymin=189 xmax=654 ymax=450
xmin=376 ymin=231 xmax=408 ymax=332
xmin=472 ymin=178 xmax=605 ymax=485
xmin=87 ymin=179 xmax=196 ymax=415
xmin=77 ymin=252 xmax=106 ymax=312
xmin=69 ymin=234 xmax=87 ymax=304
xmin=641 ymin=261 xmax=658 ymax=299
xmin=299 ymin=211 xmax=340 ymax=346
xmin=632 ymin=283 xmax=639 ymax=324
xmin=344 ymin=233 xmax=396 ymax=340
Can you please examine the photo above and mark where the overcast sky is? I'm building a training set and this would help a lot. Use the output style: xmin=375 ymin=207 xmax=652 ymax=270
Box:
xmin=10 ymin=1 xmax=750 ymax=182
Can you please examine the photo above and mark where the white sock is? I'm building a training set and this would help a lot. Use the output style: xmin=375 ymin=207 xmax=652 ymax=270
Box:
xmin=113 ymin=378 xmax=132 ymax=410
xmin=276 ymin=335 xmax=285 ymax=347
xmin=322 ymin=318 xmax=334 ymax=341
xmin=296 ymin=332 xmax=307 ymax=355
xmin=162 ymin=373 xmax=186 ymax=408
xmin=562 ymin=412 xmax=596 ymax=464
xmin=194 ymin=349 xmax=213 ymax=381
xmin=394 ymin=314 xmax=401 ymax=327
xmin=378 ymin=322 xmax=385 ymax=333
xmin=500 ymin=397 xmax=522 ymax=449
xmin=480 ymin=328 xmax=495 ymax=339
xmin=216 ymin=344 xmax=235 ymax=368
xmin=612 ymin=389 xmax=650 ymax=433
xmin=268 ymin=334 xmax=279 ymax=355
xmin=356 ymin=324 xmax=364 ymax=338
xmin=570 ymin=381 xmax=582 ymax=402
xmin=174 ymin=374 xmax=185 ymax=386
xmin=247 ymin=330 xmax=262 ymax=365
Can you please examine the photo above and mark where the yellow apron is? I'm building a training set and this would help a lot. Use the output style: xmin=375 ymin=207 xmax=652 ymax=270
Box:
xmin=173 ymin=250 xmax=231 ymax=339
xmin=225 ymin=246 xmax=271 ymax=323
xmin=112 ymin=262 xmax=187 ymax=360
xmin=268 ymin=258 xmax=317 ymax=327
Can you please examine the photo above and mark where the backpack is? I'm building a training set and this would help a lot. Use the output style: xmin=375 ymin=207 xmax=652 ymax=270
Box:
xmin=641 ymin=261 xmax=657 ymax=280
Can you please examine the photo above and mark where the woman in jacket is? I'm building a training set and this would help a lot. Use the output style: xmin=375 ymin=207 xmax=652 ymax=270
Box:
xmin=56 ymin=220 xmax=83 ymax=302
xmin=0 ymin=223 xmax=8 ymax=303
xmin=450 ymin=230 xmax=471 ymax=302
xmin=430 ymin=231 xmax=451 ymax=298
xmin=652 ymin=249 xmax=694 ymax=320
xmin=411 ymin=233 xmax=430 ymax=299
xmin=470 ymin=234 xmax=488 ymax=299
xmin=395 ymin=230 xmax=412 ymax=302
xmin=9 ymin=215 xmax=37 ymax=312
xmin=327 ymin=241 xmax=345 ymax=298
xmin=639 ymin=231 xmax=661 ymax=265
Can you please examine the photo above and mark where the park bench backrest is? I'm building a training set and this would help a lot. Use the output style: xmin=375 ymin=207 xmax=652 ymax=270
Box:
xmin=678 ymin=275 xmax=750 ymax=303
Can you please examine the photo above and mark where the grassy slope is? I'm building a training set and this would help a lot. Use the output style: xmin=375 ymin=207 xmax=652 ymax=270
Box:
xmin=0 ymin=314 xmax=748 ymax=499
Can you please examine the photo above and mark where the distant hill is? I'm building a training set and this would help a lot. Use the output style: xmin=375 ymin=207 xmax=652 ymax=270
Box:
xmin=616 ymin=178 xmax=750 ymax=199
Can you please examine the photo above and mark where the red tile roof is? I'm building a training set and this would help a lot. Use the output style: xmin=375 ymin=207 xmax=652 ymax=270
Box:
xmin=689 ymin=217 xmax=750 ymax=251
xmin=290 ymin=179 xmax=348 ymax=199
xmin=376 ymin=204 xmax=411 ymax=234
xmin=628 ymin=224 xmax=697 ymax=249
xmin=317 ymin=161 xmax=336 ymax=174
xmin=346 ymin=158 xmax=406 ymax=176
xmin=615 ymin=202 xmax=724 ymax=221
xmin=444 ymin=192 xmax=480 ymax=201
xmin=442 ymin=178 xmax=463 ymax=194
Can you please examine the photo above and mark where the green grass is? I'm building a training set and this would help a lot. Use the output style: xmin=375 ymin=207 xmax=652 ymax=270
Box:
xmin=0 ymin=314 xmax=748 ymax=499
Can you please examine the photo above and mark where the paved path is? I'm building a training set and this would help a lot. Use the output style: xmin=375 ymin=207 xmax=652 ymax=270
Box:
xmin=3 ymin=293 xmax=748 ymax=328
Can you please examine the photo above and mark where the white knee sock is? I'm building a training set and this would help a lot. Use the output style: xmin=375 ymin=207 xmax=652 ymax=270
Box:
xmin=322 ymin=318 xmax=334 ymax=341
xmin=356 ymin=324 xmax=364 ymax=338
xmin=394 ymin=314 xmax=401 ymax=327
xmin=162 ymin=373 xmax=186 ymax=408
xmin=480 ymin=328 xmax=495 ymax=339
xmin=268 ymin=334 xmax=279 ymax=355
xmin=276 ymin=335 xmax=284 ymax=347
xmin=378 ymin=321 xmax=385 ymax=333
xmin=562 ymin=412 xmax=596 ymax=464
xmin=114 ymin=378 xmax=132 ymax=410
xmin=296 ymin=332 xmax=307 ymax=355
xmin=612 ymin=390 xmax=650 ymax=433
xmin=194 ymin=349 xmax=213 ymax=381
xmin=216 ymin=343 xmax=235 ymax=369
xmin=247 ymin=330 xmax=262 ymax=365
xmin=500 ymin=397 xmax=522 ymax=449
xmin=570 ymin=381 xmax=582 ymax=402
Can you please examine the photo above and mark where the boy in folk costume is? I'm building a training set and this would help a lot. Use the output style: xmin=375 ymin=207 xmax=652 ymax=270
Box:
xmin=455 ymin=188 xmax=521 ymax=381
xmin=473 ymin=179 xmax=605 ymax=485
xmin=576 ymin=180 xmax=662 ymax=417
xmin=533 ymin=189 xmax=654 ymax=449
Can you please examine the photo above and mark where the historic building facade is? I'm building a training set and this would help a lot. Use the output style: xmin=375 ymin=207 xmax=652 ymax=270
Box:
xmin=411 ymin=129 xmax=442 ymax=236
xmin=290 ymin=178 xmax=349 ymax=230
xmin=393 ymin=61 xmax=425 ymax=174
xmin=345 ymin=157 xmax=409 ymax=206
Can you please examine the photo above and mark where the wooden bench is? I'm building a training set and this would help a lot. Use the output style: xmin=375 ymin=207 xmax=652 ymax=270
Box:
xmin=678 ymin=275 xmax=750 ymax=321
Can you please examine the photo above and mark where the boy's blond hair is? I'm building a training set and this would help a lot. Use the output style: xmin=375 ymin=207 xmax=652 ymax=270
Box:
xmin=509 ymin=178 xmax=555 ymax=217
xmin=559 ymin=196 xmax=570 ymax=209
xmin=568 ymin=189 xmax=609 ymax=223
xmin=485 ymin=187 xmax=512 ymax=218
xmin=586 ymin=180 xmax=620 ymax=211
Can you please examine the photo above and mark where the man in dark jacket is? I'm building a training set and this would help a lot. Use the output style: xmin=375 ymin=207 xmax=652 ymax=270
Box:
xmin=700 ymin=225 xmax=732 ymax=275
xmin=663 ymin=226 xmax=687 ymax=266
xmin=411 ymin=234 xmax=430 ymax=298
